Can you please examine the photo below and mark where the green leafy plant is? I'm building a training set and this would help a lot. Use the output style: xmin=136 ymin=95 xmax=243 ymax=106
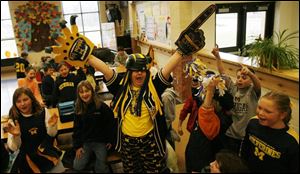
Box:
xmin=242 ymin=29 xmax=299 ymax=71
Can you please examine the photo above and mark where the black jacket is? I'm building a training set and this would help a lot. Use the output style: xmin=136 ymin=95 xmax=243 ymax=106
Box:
xmin=73 ymin=101 xmax=117 ymax=149
xmin=41 ymin=75 xmax=55 ymax=107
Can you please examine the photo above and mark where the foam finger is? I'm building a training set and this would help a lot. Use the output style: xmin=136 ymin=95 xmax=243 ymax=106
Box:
xmin=187 ymin=4 xmax=216 ymax=30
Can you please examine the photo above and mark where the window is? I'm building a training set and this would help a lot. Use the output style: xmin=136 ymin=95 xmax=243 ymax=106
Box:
xmin=215 ymin=2 xmax=275 ymax=54
xmin=61 ymin=1 xmax=117 ymax=50
xmin=216 ymin=13 xmax=238 ymax=48
xmin=1 ymin=1 xmax=18 ymax=59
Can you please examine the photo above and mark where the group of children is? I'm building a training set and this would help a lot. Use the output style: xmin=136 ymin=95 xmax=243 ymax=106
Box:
xmin=2 ymin=15 xmax=298 ymax=173
xmin=3 ymin=45 xmax=298 ymax=174
xmin=177 ymin=46 xmax=298 ymax=173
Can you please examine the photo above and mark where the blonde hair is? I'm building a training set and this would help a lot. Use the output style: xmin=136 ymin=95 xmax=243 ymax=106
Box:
xmin=261 ymin=91 xmax=292 ymax=125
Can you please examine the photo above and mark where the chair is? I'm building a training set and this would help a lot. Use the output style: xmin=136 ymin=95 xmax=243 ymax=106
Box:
xmin=58 ymin=101 xmax=75 ymax=123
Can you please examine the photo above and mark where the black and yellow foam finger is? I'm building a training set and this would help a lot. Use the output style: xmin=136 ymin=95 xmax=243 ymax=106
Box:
xmin=70 ymin=15 xmax=79 ymax=34
xmin=175 ymin=4 xmax=216 ymax=56
xmin=45 ymin=15 xmax=95 ymax=68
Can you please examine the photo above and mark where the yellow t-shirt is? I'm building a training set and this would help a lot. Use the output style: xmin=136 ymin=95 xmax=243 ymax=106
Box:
xmin=122 ymin=86 xmax=153 ymax=137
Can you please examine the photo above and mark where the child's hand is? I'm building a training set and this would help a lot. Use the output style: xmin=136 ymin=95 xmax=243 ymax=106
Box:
xmin=48 ymin=113 xmax=58 ymax=127
xmin=240 ymin=64 xmax=251 ymax=75
xmin=3 ymin=120 xmax=21 ymax=136
xmin=211 ymin=45 xmax=221 ymax=59
xmin=206 ymin=76 xmax=220 ymax=91
xmin=178 ymin=125 xmax=183 ymax=136
xmin=75 ymin=147 xmax=84 ymax=159
xmin=206 ymin=76 xmax=227 ymax=96
xmin=40 ymin=101 xmax=46 ymax=108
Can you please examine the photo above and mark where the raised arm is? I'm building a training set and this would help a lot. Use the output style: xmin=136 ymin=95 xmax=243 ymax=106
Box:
xmin=240 ymin=65 xmax=261 ymax=95
xmin=46 ymin=4 xmax=217 ymax=81
xmin=87 ymin=55 xmax=114 ymax=81
xmin=164 ymin=5 xmax=217 ymax=79
xmin=198 ymin=77 xmax=221 ymax=140
xmin=161 ymin=51 xmax=183 ymax=80
xmin=45 ymin=15 xmax=114 ymax=81
xmin=211 ymin=46 xmax=226 ymax=75
xmin=202 ymin=77 xmax=219 ymax=109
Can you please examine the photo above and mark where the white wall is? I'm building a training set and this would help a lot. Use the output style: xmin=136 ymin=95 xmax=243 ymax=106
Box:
xmin=274 ymin=1 xmax=299 ymax=49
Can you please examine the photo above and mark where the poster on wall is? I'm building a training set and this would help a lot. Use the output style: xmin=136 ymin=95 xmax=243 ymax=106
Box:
xmin=101 ymin=22 xmax=117 ymax=51
xmin=136 ymin=1 xmax=171 ymax=47
xmin=137 ymin=9 xmax=146 ymax=33
xmin=145 ymin=16 xmax=156 ymax=41
xmin=160 ymin=1 xmax=169 ymax=16
xmin=156 ymin=16 xmax=167 ymax=43
xmin=152 ymin=2 xmax=160 ymax=16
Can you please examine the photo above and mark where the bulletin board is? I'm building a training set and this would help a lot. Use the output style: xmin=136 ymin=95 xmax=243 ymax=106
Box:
xmin=14 ymin=1 xmax=61 ymax=52
xmin=136 ymin=1 xmax=171 ymax=47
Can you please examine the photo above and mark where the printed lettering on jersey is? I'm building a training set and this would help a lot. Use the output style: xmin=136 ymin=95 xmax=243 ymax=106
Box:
xmin=234 ymin=100 xmax=248 ymax=114
xmin=59 ymin=82 xmax=75 ymax=90
xmin=15 ymin=62 xmax=26 ymax=73
xmin=249 ymin=134 xmax=281 ymax=160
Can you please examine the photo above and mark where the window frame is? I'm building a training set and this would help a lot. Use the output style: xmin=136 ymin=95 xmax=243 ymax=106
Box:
xmin=215 ymin=2 xmax=275 ymax=53
xmin=1 ymin=1 xmax=18 ymax=60
xmin=61 ymin=1 xmax=104 ymax=47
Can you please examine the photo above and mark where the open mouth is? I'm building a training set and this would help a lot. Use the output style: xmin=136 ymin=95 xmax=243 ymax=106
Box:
xmin=19 ymin=107 xmax=29 ymax=113
xmin=258 ymin=117 xmax=267 ymax=122
xmin=136 ymin=77 xmax=143 ymax=82
xmin=82 ymin=97 xmax=90 ymax=101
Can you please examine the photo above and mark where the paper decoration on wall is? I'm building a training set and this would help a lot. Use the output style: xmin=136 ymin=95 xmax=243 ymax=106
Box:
xmin=4 ymin=51 xmax=17 ymax=58
xmin=14 ymin=1 xmax=61 ymax=52
xmin=5 ymin=51 xmax=11 ymax=58
xmin=136 ymin=2 xmax=171 ymax=47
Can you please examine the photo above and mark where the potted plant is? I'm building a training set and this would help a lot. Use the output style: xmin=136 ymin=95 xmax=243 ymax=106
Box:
xmin=242 ymin=29 xmax=299 ymax=71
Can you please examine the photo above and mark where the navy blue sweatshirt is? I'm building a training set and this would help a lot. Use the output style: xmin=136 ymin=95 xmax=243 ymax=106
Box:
xmin=72 ymin=101 xmax=117 ymax=149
